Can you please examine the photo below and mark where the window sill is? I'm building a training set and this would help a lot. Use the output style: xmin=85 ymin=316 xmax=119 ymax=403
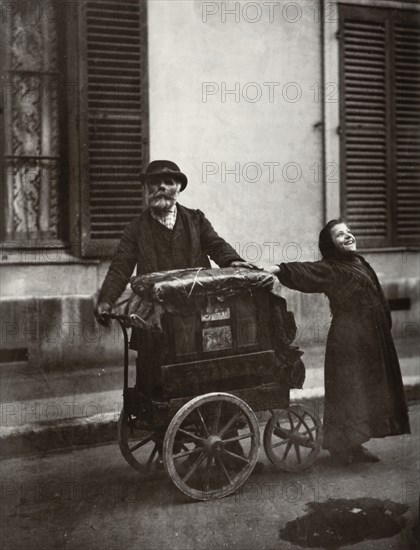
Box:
xmin=0 ymin=250 xmax=101 ymax=266
xmin=0 ymin=241 xmax=105 ymax=264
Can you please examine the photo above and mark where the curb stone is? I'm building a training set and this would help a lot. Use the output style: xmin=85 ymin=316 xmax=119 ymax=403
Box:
xmin=1 ymin=382 xmax=418 ymax=460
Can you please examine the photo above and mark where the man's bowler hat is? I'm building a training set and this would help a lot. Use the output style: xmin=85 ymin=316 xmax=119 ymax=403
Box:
xmin=140 ymin=160 xmax=188 ymax=191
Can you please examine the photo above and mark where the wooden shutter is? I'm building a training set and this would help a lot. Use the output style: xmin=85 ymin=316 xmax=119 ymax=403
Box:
xmin=79 ymin=0 xmax=148 ymax=257
xmin=395 ymin=17 xmax=420 ymax=244
xmin=339 ymin=7 xmax=390 ymax=247
xmin=339 ymin=5 xmax=420 ymax=247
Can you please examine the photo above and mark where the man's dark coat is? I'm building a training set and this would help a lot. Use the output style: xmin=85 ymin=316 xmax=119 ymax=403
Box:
xmin=98 ymin=204 xmax=242 ymax=306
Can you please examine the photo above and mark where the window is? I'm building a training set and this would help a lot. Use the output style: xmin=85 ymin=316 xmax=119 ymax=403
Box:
xmin=0 ymin=2 xmax=66 ymax=244
xmin=339 ymin=5 xmax=420 ymax=247
xmin=0 ymin=0 xmax=149 ymax=257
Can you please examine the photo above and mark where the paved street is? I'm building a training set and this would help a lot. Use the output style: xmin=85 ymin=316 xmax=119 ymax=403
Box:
xmin=1 ymin=404 xmax=418 ymax=550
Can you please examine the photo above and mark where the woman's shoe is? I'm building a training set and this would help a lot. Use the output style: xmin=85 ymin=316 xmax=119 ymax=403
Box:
xmin=350 ymin=445 xmax=380 ymax=463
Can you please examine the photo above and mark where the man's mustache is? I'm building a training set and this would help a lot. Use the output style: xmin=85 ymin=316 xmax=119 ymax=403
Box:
xmin=151 ymin=191 xmax=175 ymax=199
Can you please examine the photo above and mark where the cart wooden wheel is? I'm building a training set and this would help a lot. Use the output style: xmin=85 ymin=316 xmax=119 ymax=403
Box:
xmin=263 ymin=404 xmax=323 ymax=472
xmin=118 ymin=408 xmax=165 ymax=477
xmin=163 ymin=393 xmax=260 ymax=501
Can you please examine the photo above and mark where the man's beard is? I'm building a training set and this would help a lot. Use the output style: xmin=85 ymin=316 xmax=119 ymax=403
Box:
xmin=147 ymin=192 xmax=177 ymax=212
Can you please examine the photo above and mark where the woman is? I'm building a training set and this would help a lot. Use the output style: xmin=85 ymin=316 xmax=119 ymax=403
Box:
xmin=267 ymin=220 xmax=410 ymax=464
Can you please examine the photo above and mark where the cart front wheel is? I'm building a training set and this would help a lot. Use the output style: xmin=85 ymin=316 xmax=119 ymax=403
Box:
xmin=263 ymin=404 xmax=322 ymax=472
xmin=118 ymin=407 xmax=165 ymax=477
xmin=163 ymin=393 xmax=260 ymax=501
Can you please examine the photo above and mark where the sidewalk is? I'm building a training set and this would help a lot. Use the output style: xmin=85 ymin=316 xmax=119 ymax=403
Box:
xmin=1 ymin=345 xmax=418 ymax=459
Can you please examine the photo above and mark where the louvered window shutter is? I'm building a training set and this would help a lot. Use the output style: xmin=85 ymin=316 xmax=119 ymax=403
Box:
xmin=395 ymin=18 xmax=420 ymax=244
xmin=79 ymin=0 xmax=148 ymax=257
xmin=339 ymin=6 xmax=420 ymax=247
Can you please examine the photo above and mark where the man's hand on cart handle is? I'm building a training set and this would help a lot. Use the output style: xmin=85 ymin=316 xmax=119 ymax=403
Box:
xmin=95 ymin=301 xmax=112 ymax=326
xmin=229 ymin=260 xmax=262 ymax=270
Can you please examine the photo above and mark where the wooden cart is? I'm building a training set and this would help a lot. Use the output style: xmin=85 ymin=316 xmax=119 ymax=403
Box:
xmin=108 ymin=268 xmax=322 ymax=501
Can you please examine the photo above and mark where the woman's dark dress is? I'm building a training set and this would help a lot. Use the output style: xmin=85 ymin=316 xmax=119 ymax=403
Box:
xmin=278 ymin=255 xmax=410 ymax=452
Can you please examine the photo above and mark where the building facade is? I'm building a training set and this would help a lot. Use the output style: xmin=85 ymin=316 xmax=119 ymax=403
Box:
xmin=1 ymin=0 xmax=419 ymax=373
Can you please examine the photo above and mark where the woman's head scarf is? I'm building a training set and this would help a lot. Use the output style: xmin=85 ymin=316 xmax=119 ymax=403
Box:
xmin=319 ymin=219 xmax=343 ymax=259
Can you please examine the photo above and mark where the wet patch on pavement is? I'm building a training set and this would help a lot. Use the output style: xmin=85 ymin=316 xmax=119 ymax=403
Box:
xmin=279 ymin=497 xmax=409 ymax=548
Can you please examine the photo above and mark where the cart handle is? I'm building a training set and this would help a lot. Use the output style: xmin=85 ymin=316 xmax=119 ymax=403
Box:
xmin=102 ymin=312 xmax=129 ymax=322
xmin=102 ymin=311 xmax=148 ymax=328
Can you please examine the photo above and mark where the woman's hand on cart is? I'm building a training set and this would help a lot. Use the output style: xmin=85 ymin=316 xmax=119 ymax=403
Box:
xmin=264 ymin=265 xmax=280 ymax=275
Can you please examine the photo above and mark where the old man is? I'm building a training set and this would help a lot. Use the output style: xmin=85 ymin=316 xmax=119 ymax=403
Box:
xmin=95 ymin=159 xmax=252 ymax=321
